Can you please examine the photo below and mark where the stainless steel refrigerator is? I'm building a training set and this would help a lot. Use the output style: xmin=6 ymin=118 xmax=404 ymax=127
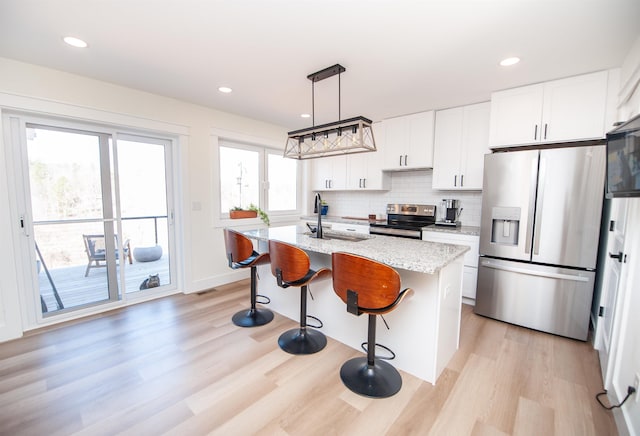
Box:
xmin=474 ymin=145 xmax=606 ymax=340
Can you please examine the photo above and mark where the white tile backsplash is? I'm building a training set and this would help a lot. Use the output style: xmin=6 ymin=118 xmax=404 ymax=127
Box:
xmin=318 ymin=170 xmax=483 ymax=227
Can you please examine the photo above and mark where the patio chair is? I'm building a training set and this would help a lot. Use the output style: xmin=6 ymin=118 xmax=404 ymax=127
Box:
xmin=83 ymin=234 xmax=132 ymax=277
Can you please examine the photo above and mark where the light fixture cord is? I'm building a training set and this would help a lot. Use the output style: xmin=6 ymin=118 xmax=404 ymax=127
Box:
xmin=312 ymin=80 xmax=315 ymax=127
xmin=338 ymin=70 xmax=341 ymax=121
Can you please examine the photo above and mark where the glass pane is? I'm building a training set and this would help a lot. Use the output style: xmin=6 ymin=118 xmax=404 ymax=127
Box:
xmin=116 ymin=137 xmax=171 ymax=293
xmin=26 ymin=127 xmax=103 ymax=221
xmin=268 ymin=153 xmax=297 ymax=211
xmin=26 ymin=127 xmax=114 ymax=314
xmin=219 ymin=146 xmax=259 ymax=212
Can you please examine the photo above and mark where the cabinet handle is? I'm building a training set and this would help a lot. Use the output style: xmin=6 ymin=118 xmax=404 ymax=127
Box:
xmin=404 ymin=155 xmax=408 ymax=166
xmin=461 ymin=174 xmax=464 ymax=187
xmin=399 ymin=155 xmax=403 ymax=166
xmin=534 ymin=124 xmax=538 ymax=140
xmin=362 ymin=178 xmax=366 ymax=188
xmin=544 ymin=123 xmax=548 ymax=140
xmin=454 ymin=175 xmax=457 ymax=186
xmin=609 ymin=251 xmax=623 ymax=263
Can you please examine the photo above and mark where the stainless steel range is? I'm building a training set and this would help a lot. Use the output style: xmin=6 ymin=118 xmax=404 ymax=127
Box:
xmin=369 ymin=204 xmax=436 ymax=239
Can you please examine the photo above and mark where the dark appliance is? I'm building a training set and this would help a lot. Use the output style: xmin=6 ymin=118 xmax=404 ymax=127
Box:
xmin=475 ymin=145 xmax=606 ymax=341
xmin=436 ymin=198 xmax=462 ymax=227
xmin=369 ymin=204 xmax=436 ymax=239
xmin=606 ymin=113 xmax=640 ymax=198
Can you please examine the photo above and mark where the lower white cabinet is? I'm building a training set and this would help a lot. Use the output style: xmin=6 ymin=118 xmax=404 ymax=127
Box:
xmin=331 ymin=222 xmax=370 ymax=234
xmin=422 ymin=231 xmax=479 ymax=303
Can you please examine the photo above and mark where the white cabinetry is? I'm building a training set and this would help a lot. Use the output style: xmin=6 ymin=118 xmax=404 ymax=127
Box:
xmin=382 ymin=111 xmax=435 ymax=170
xmin=345 ymin=122 xmax=390 ymax=190
xmin=489 ymin=70 xmax=608 ymax=147
xmin=331 ymin=222 xmax=370 ymax=234
xmin=433 ymin=102 xmax=490 ymax=190
xmin=311 ymin=155 xmax=346 ymax=190
xmin=422 ymin=231 xmax=480 ymax=303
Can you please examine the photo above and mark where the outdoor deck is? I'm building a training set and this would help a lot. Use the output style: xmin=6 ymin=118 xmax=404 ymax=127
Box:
xmin=39 ymin=256 xmax=170 ymax=314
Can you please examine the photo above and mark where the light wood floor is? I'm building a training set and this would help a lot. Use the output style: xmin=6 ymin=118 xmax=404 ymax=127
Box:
xmin=0 ymin=279 xmax=617 ymax=435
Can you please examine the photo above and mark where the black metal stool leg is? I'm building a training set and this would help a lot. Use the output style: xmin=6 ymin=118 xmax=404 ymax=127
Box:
xmin=339 ymin=314 xmax=402 ymax=398
xmin=232 ymin=266 xmax=274 ymax=327
xmin=278 ymin=285 xmax=327 ymax=354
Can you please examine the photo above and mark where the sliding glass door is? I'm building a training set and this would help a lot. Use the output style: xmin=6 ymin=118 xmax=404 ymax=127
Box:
xmin=19 ymin=121 xmax=175 ymax=317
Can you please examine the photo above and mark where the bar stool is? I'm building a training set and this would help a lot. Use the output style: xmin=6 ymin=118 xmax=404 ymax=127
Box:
xmin=268 ymin=239 xmax=331 ymax=355
xmin=331 ymin=251 xmax=413 ymax=398
xmin=223 ymin=228 xmax=274 ymax=327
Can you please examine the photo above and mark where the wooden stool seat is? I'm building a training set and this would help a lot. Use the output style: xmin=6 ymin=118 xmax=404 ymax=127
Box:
xmin=224 ymin=229 xmax=274 ymax=327
xmin=331 ymin=251 xmax=413 ymax=398
xmin=269 ymin=239 xmax=331 ymax=355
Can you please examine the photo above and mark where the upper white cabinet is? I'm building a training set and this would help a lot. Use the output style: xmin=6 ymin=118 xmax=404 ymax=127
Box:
xmin=311 ymin=154 xmax=346 ymax=190
xmin=345 ymin=122 xmax=390 ymax=190
xmin=312 ymin=123 xmax=389 ymax=191
xmin=382 ymin=111 xmax=435 ymax=170
xmin=489 ymin=70 xmax=609 ymax=147
xmin=433 ymin=102 xmax=490 ymax=190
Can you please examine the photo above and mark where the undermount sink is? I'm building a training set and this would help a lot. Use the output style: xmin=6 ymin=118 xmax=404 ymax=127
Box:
xmin=303 ymin=231 xmax=369 ymax=242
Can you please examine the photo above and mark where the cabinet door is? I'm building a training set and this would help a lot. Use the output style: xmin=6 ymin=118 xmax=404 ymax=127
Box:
xmin=489 ymin=83 xmax=544 ymax=147
xmin=407 ymin=111 xmax=435 ymax=168
xmin=459 ymin=102 xmax=490 ymax=189
xmin=433 ymin=107 xmax=463 ymax=189
xmin=541 ymin=70 xmax=608 ymax=142
xmin=311 ymin=155 xmax=346 ymax=190
xmin=383 ymin=111 xmax=435 ymax=170
xmin=383 ymin=115 xmax=408 ymax=169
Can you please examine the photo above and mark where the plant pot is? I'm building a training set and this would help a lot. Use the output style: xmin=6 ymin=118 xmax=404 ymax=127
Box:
xmin=230 ymin=210 xmax=258 ymax=219
xmin=321 ymin=205 xmax=329 ymax=215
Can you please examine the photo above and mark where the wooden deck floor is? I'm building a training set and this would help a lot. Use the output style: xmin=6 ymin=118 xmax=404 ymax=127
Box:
xmin=39 ymin=256 xmax=171 ymax=313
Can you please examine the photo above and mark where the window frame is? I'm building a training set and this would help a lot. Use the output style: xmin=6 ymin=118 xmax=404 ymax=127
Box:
xmin=216 ymin=137 xmax=301 ymax=224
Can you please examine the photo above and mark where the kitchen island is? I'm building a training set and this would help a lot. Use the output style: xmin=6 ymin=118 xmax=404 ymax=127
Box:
xmin=241 ymin=224 xmax=469 ymax=385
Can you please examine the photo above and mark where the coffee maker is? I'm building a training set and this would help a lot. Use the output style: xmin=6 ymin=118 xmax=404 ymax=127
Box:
xmin=436 ymin=199 xmax=462 ymax=227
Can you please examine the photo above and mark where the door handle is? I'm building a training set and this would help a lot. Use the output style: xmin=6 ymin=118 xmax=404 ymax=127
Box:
xmin=480 ymin=260 xmax=590 ymax=282
xmin=609 ymin=252 xmax=624 ymax=262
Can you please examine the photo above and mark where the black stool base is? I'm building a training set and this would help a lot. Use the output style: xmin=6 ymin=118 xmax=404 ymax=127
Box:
xmin=232 ymin=308 xmax=274 ymax=328
xmin=340 ymin=357 xmax=402 ymax=398
xmin=278 ymin=328 xmax=327 ymax=355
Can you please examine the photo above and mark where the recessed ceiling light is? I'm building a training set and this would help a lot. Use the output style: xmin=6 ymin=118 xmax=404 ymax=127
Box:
xmin=301 ymin=113 xmax=311 ymax=118
xmin=500 ymin=57 xmax=520 ymax=67
xmin=63 ymin=36 xmax=88 ymax=48
xmin=218 ymin=86 xmax=232 ymax=93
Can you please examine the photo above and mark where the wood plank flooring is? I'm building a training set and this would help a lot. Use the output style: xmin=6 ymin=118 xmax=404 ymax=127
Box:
xmin=0 ymin=279 xmax=618 ymax=435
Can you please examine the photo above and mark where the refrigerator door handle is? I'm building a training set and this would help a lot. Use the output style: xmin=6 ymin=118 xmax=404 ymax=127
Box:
xmin=480 ymin=260 xmax=590 ymax=283
xmin=524 ymin=156 xmax=538 ymax=254
xmin=533 ymin=156 xmax=546 ymax=255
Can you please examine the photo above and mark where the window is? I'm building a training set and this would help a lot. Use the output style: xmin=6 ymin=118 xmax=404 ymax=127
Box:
xmin=219 ymin=141 xmax=300 ymax=217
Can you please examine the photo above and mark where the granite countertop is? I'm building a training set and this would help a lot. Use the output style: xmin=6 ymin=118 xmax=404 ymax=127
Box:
xmin=242 ymin=224 xmax=469 ymax=275
xmin=422 ymin=225 xmax=481 ymax=237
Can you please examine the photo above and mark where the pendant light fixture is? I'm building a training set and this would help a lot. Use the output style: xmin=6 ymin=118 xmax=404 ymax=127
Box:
xmin=284 ymin=64 xmax=377 ymax=160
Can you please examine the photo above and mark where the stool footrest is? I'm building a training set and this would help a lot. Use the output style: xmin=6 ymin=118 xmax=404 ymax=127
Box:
xmin=360 ymin=342 xmax=396 ymax=360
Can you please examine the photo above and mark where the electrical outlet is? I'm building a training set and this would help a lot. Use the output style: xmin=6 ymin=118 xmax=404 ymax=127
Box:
xmin=634 ymin=373 xmax=640 ymax=403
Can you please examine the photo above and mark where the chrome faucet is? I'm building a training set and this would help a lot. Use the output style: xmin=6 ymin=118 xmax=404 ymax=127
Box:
xmin=314 ymin=193 xmax=323 ymax=239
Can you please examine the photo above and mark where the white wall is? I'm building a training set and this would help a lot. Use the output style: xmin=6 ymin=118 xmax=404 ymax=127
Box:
xmin=608 ymin=34 xmax=640 ymax=436
xmin=0 ymin=57 xmax=288 ymax=335
xmin=319 ymin=170 xmax=483 ymax=227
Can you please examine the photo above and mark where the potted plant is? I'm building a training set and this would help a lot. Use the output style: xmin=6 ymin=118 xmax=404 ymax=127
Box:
xmin=320 ymin=200 xmax=329 ymax=216
xmin=230 ymin=204 xmax=270 ymax=226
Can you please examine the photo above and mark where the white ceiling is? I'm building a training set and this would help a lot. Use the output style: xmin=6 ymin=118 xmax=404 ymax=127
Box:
xmin=1 ymin=0 xmax=639 ymax=131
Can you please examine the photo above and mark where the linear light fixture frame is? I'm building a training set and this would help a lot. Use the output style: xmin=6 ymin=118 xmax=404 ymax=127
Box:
xmin=284 ymin=64 xmax=377 ymax=160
